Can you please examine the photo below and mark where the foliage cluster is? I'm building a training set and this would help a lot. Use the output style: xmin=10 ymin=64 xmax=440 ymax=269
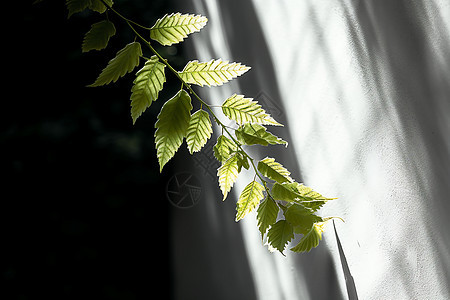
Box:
xmin=62 ymin=0 xmax=340 ymax=254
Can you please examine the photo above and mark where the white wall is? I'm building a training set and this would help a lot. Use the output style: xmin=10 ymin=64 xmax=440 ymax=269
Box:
xmin=171 ymin=0 xmax=450 ymax=299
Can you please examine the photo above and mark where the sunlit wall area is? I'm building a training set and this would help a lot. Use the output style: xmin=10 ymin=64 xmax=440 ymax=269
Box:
xmin=250 ymin=1 xmax=450 ymax=299
xmin=173 ymin=0 xmax=450 ymax=299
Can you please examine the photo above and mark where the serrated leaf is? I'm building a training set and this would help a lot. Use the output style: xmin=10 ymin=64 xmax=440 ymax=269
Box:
xmin=89 ymin=42 xmax=142 ymax=87
xmin=213 ymin=135 xmax=237 ymax=163
xmin=178 ymin=59 xmax=250 ymax=87
xmin=257 ymin=197 xmax=279 ymax=237
xmin=82 ymin=20 xmax=116 ymax=52
xmin=257 ymin=157 xmax=293 ymax=184
xmin=235 ymin=123 xmax=287 ymax=147
xmin=235 ymin=181 xmax=265 ymax=222
xmin=154 ymin=90 xmax=192 ymax=172
xmin=267 ymin=220 xmax=294 ymax=254
xmin=295 ymin=184 xmax=337 ymax=212
xmin=284 ymin=203 xmax=323 ymax=235
xmin=290 ymin=222 xmax=327 ymax=253
xmin=150 ymin=13 xmax=208 ymax=46
xmin=66 ymin=0 xmax=113 ymax=18
xmin=131 ymin=55 xmax=166 ymax=124
xmin=186 ymin=109 xmax=213 ymax=154
xmin=87 ymin=0 xmax=112 ymax=14
xmin=272 ymin=182 xmax=335 ymax=211
xmin=271 ymin=182 xmax=301 ymax=202
xmin=222 ymin=94 xmax=282 ymax=126
xmin=217 ymin=155 xmax=240 ymax=201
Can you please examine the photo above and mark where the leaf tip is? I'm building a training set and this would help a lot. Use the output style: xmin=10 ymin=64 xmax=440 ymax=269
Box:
xmin=222 ymin=192 xmax=228 ymax=201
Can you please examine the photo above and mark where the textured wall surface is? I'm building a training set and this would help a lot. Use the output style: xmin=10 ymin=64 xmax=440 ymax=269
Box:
xmin=170 ymin=0 xmax=450 ymax=299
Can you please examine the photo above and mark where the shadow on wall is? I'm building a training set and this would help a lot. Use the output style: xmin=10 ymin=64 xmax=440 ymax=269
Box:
xmin=298 ymin=0 xmax=450 ymax=297
xmin=172 ymin=0 xmax=344 ymax=299
xmin=343 ymin=0 xmax=450 ymax=296
xmin=170 ymin=0 xmax=450 ymax=299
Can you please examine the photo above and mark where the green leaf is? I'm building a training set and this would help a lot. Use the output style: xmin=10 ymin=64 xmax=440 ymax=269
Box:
xmin=217 ymin=155 xmax=240 ymax=201
xmin=267 ymin=220 xmax=294 ymax=254
xmin=284 ymin=203 xmax=323 ymax=235
xmin=89 ymin=42 xmax=142 ymax=87
xmin=178 ymin=59 xmax=250 ymax=87
xmin=257 ymin=197 xmax=279 ymax=237
xmin=235 ymin=123 xmax=287 ymax=147
xmin=186 ymin=109 xmax=213 ymax=154
xmin=130 ymin=55 xmax=166 ymax=124
xmin=150 ymin=13 xmax=208 ymax=46
xmin=154 ymin=90 xmax=192 ymax=172
xmin=213 ymin=135 xmax=237 ymax=163
xmin=257 ymin=157 xmax=293 ymax=184
xmin=295 ymin=184 xmax=337 ymax=212
xmin=222 ymin=94 xmax=283 ymax=126
xmin=271 ymin=182 xmax=301 ymax=202
xmin=272 ymin=182 xmax=335 ymax=211
xmin=66 ymin=0 xmax=113 ymax=18
xmin=235 ymin=150 xmax=250 ymax=173
xmin=290 ymin=222 xmax=327 ymax=253
xmin=235 ymin=180 xmax=265 ymax=222
xmin=82 ymin=20 xmax=116 ymax=52
xmin=87 ymin=0 xmax=112 ymax=13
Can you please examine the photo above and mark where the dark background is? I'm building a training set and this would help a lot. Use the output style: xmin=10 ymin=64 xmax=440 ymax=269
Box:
xmin=3 ymin=1 xmax=182 ymax=298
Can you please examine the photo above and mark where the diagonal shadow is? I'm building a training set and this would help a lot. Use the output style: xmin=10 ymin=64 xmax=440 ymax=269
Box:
xmin=334 ymin=220 xmax=359 ymax=300
xmin=216 ymin=0 xmax=344 ymax=299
